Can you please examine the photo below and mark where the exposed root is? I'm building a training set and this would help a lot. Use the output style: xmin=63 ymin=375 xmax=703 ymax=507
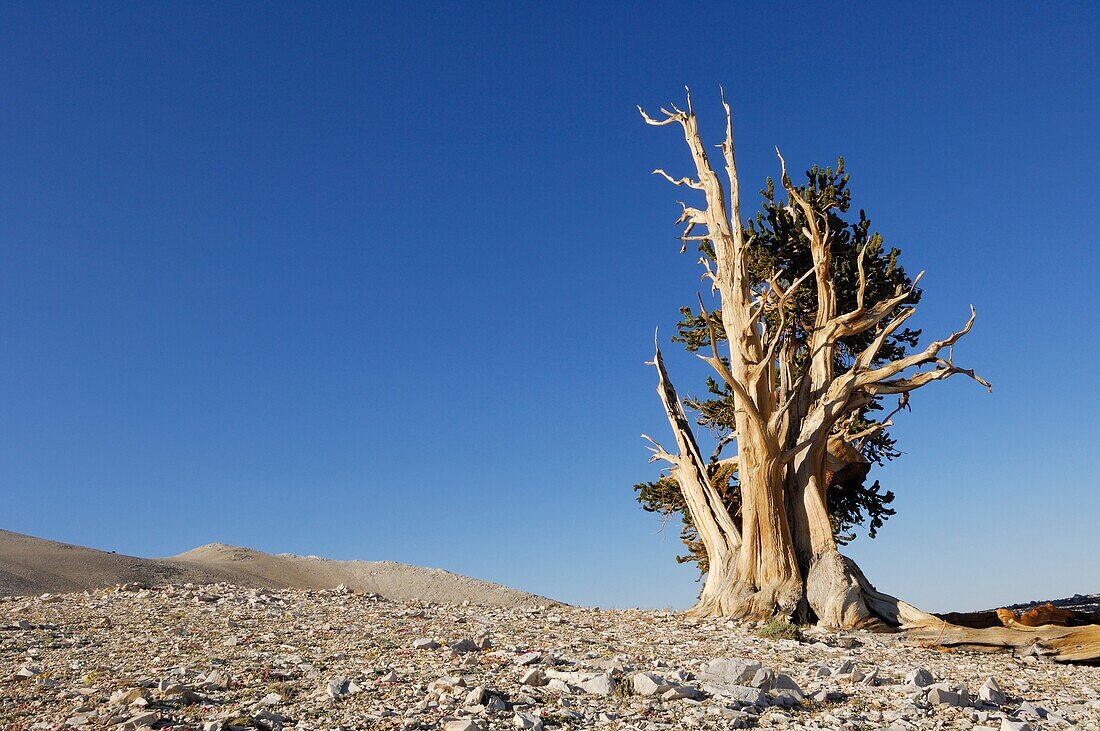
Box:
xmin=805 ymin=551 xmax=890 ymax=630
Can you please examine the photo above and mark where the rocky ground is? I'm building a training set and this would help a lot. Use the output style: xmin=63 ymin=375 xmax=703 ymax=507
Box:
xmin=2 ymin=584 xmax=1099 ymax=731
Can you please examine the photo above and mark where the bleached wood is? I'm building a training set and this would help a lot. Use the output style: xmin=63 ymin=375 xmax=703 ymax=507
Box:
xmin=647 ymin=339 xmax=741 ymax=558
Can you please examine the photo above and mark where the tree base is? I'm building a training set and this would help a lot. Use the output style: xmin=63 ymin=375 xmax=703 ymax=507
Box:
xmin=687 ymin=579 xmax=801 ymax=621
xmin=687 ymin=554 xmax=803 ymax=621
xmin=689 ymin=550 xmax=907 ymax=628
xmin=690 ymin=550 xmax=1100 ymax=663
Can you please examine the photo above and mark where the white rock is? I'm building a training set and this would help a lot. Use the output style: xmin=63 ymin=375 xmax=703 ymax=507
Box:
xmin=464 ymin=686 xmax=486 ymax=706
xmin=1000 ymin=720 xmax=1033 ymax=731
xmin=259 ymin=692 xmax=282 ymax=705
xmin=201 ymin=670 xmax=228 ymax=690
xmin=633 ymin=672 xmax=672 ymax=696
xmin=1018 ymin=700 xmax=1045 ymax=718
xmin=515 ymin=651 xmax=541 ymax=666
xmin=724 ymin=709 xmax=755 ymax=728
xmin=749 ymin=667 xmax=776 ymax=688
xmin=979 ymin=677 xmax=1006 ymax=705
xmin=770 ymin=688 xmax=803 ymax=707
xmin=326 ymin=678 xmax=349 ymax=699
xmin=905 ymin=667 xmax=934 ymax=688
xmin=413 ymin=638 xmax=440 ymax=650
xmin=108 ymin=688 xmax=148 ymax=706
xmin=428 ymin=675 xmax=467 ymax=693
xmin=443 ymin=720 xmax=485 ymax=731
xmin=830 ymin=660 xmax=854 ymax=678
xmin=773 ymin=674 xmax=802 ymax=693
xmin=116 ymin=712 xmax=161 ymax=731
xmin=579 ymin=673 xmax=614 ymax=695
xmin=702 ymin=682 xmax=767 ymax=706
xmin=928 ymin=687 xmax=968 ymax=707
xmin=512 ymin=712 xmax=544 ymax=730
xmin=662 ymin=684 xmax=701 ymax=700
xmin=519 ymin=668 xmax=546 ymax=686
xmin=700 ymin=658 xmax=762 ymax=685
xmin=160 ymin=684 xmax=201 ymax=702
xmin=667 ymin=668 xmax=691 ymax=682
xmin=254 ymin=710 xmax=287 ymax=725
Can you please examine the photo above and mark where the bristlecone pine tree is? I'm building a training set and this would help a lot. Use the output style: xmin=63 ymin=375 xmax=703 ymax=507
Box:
xmin=635 ymin=90 xmax=1100 ymax=661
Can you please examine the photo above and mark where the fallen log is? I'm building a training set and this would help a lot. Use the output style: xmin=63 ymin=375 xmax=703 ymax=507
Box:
xmin=830 ymin=555 xmax=1100 ymax=663
xmin=935 ymin=603 xmax=1100 ymax=630
xmin=904 ymin=616 xmax=1100 ymax=663
xmin=996 ymin=602 xmax=1100 ymax=627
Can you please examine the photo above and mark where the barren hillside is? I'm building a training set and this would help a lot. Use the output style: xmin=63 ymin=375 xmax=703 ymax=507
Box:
xmin=0 ymin=530 xmax=553 ymax=608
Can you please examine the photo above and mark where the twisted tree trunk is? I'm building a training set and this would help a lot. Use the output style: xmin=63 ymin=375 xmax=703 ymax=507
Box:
xmin=638 ymin=91 xmax=1100 ymax=662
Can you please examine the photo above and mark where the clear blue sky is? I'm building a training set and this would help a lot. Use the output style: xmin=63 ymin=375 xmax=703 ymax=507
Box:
xmin=2 ymin=2 xmax=1097 ymax=612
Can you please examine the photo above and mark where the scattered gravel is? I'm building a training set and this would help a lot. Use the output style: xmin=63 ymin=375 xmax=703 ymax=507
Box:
xmin=3 ymin=583 xmax=1099 ymax=730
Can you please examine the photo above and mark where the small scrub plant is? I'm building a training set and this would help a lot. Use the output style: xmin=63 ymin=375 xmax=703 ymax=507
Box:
xmin=756 ymin=619 xmax=803 ymax=642
xmin=611 ymin=679 xmax=633 ymax=699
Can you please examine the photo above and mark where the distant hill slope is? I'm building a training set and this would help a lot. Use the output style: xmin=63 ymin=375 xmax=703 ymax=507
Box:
xmin=167 ymin=542 xmax=555 ymax=606
xmin=0 ymin=529 xmax=555 ymax=607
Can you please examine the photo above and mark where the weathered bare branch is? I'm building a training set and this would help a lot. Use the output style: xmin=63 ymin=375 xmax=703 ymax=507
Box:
xmin=688 ymin=293 xmax=769 ymax=440
xmin=865 ymin=360 xmax=992 ymax=395
xmin=850 ymin=394 xmax=909 ymax=450
xmin=652 ymin=168 xmax=704 ymax=190
xmin=718 ymin=88 xmax=742 ymax=238
xmin=752 ymin=266 xmax=814 ymax=375
xmin=833 ymin=271 xmax=925 ymax=339
xmin=694 ymin=294 xmax=737 ymax=386
xmin=637 ymin=104 xmax=685 ymax=127
xmin=768 ymin=370 xmax=808 ymax=434
xmin=693 ymin=352 xmax=769 ymax=436
xmin=844 ymin=420 xmax=894 ymax=444
xmin=709 ymin=432 xmax=738 ymax=466
xmin=779 ymin=148 xmax=840 ymax=396
xmin=649 ymin=337 xmax=742 ymax=552
xmin=641 ymin=434 xmax=677 ymax=464
xmin=852 ymin=244 xmax=869 ymax=315
xmin=856 ymin=306 xmax=983 ymax=387
xmin=699 ymin=256 xmax=718 ymax=290
xmin=854 ymin=306 xmax=917 ymax=370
